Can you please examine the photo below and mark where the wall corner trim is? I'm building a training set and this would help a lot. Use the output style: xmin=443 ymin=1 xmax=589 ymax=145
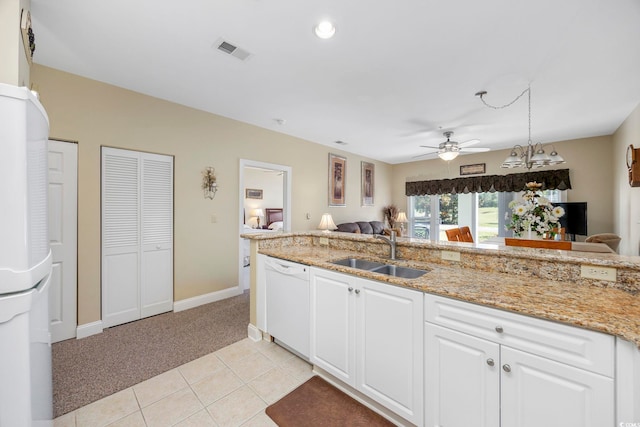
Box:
xmin=76 ymin=320 xmax=103 ymax=339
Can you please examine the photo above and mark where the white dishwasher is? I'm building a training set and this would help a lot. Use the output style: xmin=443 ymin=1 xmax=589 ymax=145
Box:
xmin=264 ymin=256 xmax=310 ymax=359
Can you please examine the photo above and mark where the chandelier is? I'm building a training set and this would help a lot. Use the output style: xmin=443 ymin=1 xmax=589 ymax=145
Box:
xmin=476 ymin=86 xmax=565 ymax=169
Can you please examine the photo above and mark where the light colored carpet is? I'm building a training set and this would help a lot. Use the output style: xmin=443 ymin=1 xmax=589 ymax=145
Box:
xmin=52 ymin=290 xmax=249 ymax=418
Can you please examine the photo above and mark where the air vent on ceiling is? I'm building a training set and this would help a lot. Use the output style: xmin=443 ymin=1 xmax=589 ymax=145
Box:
xmin=214 ymin=38 xmax=252 ymax=61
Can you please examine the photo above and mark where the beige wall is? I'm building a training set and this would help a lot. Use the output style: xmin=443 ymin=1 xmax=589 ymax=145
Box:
xmin=613 ymin=102 xmax=640 ymax=256
xmin=391 ymin=135 xmax=615 ymax=237
xmin=0 ymin=0 xmax=31 ymax=86
xmin=31 ymin=65 xmax=392 ymax=325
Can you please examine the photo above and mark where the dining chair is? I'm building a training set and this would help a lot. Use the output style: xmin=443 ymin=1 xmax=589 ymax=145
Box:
xmin=445 ymin=228 xmax=462 ymax=242
xmin=459 ymin=226 xmax=474 ymax=243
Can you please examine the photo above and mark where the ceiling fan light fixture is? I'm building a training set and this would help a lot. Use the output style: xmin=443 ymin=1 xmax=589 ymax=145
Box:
xmin=438 ymin=150 xmax=459 ymax=161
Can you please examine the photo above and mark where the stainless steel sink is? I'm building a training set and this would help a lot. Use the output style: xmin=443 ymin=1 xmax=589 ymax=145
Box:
xmin=370 ymin=264 xmax=428 ymax=279
xmin=332 ymin=257 xmax=428 ymax=279
xmin=332 ymin=258 xmax=386 ymax=270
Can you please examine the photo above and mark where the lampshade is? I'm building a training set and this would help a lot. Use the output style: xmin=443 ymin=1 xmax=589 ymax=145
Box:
xmin=317 ymin=213 xmax=337 ymax=232
xmin=438 ymin=150 xmax=459 ymax=161
xmin=252 ymin=208 xmax=264 ymax=218
xmin=396 ymin=212 xmax=408 ymax=223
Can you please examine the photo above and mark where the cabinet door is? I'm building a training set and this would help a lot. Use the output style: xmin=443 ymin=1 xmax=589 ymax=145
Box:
xmin=501 ymin=346 xmax=614 ymax=427
xmin=310 ymin=268 xmax=356 ymax=386
xmin=357 ymin=278 xmax=424 ymax=426
xmin=425 ymin=323 xmax=500 ymax=427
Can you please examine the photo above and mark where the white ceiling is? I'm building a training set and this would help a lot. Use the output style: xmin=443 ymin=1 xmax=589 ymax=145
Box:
xmin=31 ymin=0 xmax=640 ymax=164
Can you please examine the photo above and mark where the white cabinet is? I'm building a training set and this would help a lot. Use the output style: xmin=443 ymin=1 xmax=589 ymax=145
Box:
xmin=310 ymin=267 xmax=423 ymax=426
xmin=424 ymin=294 xmax=614 ymax=427
xmin=425 ymin=323 xmax=500 ymax=427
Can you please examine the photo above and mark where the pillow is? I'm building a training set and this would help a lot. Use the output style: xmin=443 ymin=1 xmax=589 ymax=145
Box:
xmin=268 ymin=221 xmax=284 ymax=231
xmin=356 ymin=221 xmax=373 ymax=234
xmin=369 ymin=221 xmax=384 ymax=234
xmin=336 ymin=222 xmax=360 ymax=233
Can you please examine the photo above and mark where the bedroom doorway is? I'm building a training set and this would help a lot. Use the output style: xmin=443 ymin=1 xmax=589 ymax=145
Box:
xmin=238 ymin=159 xmax=292 ymax=291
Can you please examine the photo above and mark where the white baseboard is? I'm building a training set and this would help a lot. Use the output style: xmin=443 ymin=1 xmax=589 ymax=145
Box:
xmin=76 ymin=320 xmax=103 ymax=339
xmin=173 ymin=286 xmax=243 ymax=312
xmin=247 ymin=323 xmax=263 ymax=342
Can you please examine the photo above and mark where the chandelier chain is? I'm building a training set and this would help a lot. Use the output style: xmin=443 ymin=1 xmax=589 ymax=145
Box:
xmin=477 ymin=86 xmax=530 ymax=110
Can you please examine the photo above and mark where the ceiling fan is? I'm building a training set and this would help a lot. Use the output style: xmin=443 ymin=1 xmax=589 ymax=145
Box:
xmin=414 ymin=131 xmax=489 ymax=161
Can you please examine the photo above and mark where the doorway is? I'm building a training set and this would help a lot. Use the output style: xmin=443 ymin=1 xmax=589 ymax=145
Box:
xmin=238 ymin=159 xmax=292 ymax=291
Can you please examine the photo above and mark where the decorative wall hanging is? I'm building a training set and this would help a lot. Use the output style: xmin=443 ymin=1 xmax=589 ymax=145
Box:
xmin=460 ymin=163 xmax=486 ymax=176
xmin=20 ymin=10 xmax=35 ymax=65
xmin=245 ymin=188 xmax=263 ymax=199
xmin=329 ymin=153 xmax=346 ymax=206
xmin=361 ymin=161 xmax=375 ymax=206
xmin=202 ymin=167 xmax=218 ymax=199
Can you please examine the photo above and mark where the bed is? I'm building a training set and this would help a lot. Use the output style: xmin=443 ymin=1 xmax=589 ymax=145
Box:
xmin=265 ymin=208 xmax=283 ymax=230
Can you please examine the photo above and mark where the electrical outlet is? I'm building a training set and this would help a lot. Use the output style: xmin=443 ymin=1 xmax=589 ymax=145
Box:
xmin=319 ymin=237 xmax=329 ymax=246
xmin=580 ymin=265 xmax=616 ymax=282
xmin=441 ymin=250 xmax=461 ymax=262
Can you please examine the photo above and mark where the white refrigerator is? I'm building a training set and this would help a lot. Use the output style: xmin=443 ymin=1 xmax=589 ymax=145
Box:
xmin=0 ymin=83 xmax=53 ymax=426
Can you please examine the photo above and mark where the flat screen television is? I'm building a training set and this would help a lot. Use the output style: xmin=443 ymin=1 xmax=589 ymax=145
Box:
xmin=553 ymin=202 xmax=587 ymax=238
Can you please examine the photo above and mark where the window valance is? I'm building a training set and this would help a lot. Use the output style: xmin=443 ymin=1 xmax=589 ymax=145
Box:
xmin=405 ymin=169 xmax=571 ymax=196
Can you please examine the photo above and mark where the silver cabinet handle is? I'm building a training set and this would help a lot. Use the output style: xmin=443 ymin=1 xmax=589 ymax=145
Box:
xmin=355 ymin=289 xmax=360 ymax=294
xmin=503 ymin=364 xmax=511 ymax=372
xmin=495 ymin=326 xmax=504 ymax=333
xmin=487 ymin=358 xmax=495 ymax=366
xmin=348 ymin=287 xmax=354 ymax=292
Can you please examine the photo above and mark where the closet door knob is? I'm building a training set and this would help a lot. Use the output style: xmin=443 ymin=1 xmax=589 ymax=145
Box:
xmin=348 ymin=287 xmax=354 ymax=292
xmin=355 ymin=289 xmax=360 ymax=294
xmin=495 ymin=326 xmax=504 ymax=333
xmin=486 ymin=358 xmax=495 ymax=366
xmin=503 ymin=364 xmax=512 ymax=373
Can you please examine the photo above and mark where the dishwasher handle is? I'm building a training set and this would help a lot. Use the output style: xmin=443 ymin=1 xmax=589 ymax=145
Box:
xmin=264 ymin=258 xmax=307 ymax=275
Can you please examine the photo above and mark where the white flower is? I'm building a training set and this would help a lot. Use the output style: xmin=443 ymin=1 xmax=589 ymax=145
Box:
xmin=552 ymin=206 xmax=565 ymax=217
xmin=513 ymin=205 xmax=527 ymax=215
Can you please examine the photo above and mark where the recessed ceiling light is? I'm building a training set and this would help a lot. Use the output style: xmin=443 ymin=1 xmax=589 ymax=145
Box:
xmin=314 ymin=20 xmax=336 ymax=39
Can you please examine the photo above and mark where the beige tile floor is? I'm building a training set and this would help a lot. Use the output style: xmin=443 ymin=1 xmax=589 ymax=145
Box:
xmin=53 ymin=338 xmax=313 ymax=427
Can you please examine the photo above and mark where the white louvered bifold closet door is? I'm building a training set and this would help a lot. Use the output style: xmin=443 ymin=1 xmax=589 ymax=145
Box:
xmin=101 ymin=148 xmax=173 ymax=328
xmin=141 ymin=154 xmax=173 ymax=318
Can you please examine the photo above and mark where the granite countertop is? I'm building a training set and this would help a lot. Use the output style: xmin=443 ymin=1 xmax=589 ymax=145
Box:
xmin=258 ymin=245 xmax=640 ymax=348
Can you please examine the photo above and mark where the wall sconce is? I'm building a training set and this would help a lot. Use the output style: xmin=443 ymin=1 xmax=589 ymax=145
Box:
xmin=396 ymin=211 xmax=408 ymax=237
xmin=317 ymin=213 xmax=337 ymax=233
xmin=202 ymin=167 xmax=218 ymax=199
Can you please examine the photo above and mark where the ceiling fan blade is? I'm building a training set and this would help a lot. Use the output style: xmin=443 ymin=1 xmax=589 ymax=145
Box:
xmin=419 ymin=145 xmax=441 ymax=149
xmin=412 ymin=151 xmax=439 ymax=159
xmin=460 ymin=147 xmax=490 ymax=153
xmin=458 ymin=139 xmax=480 ymax=147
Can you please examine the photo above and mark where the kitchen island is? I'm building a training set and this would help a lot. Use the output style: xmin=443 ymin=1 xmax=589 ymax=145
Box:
xmin=243 ymin=231 xmax=640 ymax=426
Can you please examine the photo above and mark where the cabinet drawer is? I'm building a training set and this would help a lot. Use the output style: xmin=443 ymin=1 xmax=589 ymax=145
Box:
xmin=424 ymin=294 xmax=614 ymax=377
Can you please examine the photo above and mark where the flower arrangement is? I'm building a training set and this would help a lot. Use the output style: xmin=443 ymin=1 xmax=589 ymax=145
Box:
xmin=506 ymin=182 xmax=565 ymax=238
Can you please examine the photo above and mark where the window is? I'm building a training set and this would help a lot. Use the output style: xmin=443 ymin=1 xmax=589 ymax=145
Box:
xmin=408 ymin=189 xmax=565 ymax=242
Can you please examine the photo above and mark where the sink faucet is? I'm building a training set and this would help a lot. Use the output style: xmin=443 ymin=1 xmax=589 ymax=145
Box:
xmin=375 ymin=230 xmax=397 ymax=260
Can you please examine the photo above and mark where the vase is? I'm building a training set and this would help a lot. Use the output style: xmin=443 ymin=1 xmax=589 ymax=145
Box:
xmin=526 ymin=228 xmax=542 ymax=240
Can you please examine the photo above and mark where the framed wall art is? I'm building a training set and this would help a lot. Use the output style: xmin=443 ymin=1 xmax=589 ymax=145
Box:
xmin=245 ymin=188 xmax=263 ymax=199
xmin=328 ymin=153 xmax=346 ymax=206
xmin=460 ymin=163 xmax=486 ymax=176
xmin=361 ymin=161 xmax=374 ymax=206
